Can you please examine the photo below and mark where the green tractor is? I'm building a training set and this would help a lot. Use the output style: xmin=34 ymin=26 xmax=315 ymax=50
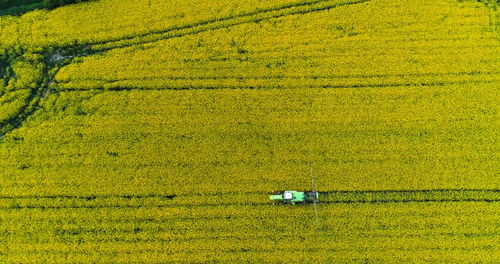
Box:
xmin=270 ymin=163 xmax=320 ymax=205
xmin=269 ymin=190 xmax=319 ymax=204
xmin=270 ymin=165 xmax=321 ymax=229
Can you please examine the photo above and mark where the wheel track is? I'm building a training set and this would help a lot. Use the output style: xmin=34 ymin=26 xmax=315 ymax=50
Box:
xmin=0 ymin=88 xmax=39 ymax=138
xmin=0 ymin=61 xmax=50 ymax=140
xmin=90 ymin=0 xmax=372 ymax=52
xmin=55 ymin=70 xmax=500 ymax=83
xmin=55 ymin=78 xmax=498 ymax=92
xmin=0 ymin=198 xmax=498 ymax=210
xmin=0 ymin=188 xmax=497 ymax=199
xmin=0 ymin=189 xmax=498 ymax=210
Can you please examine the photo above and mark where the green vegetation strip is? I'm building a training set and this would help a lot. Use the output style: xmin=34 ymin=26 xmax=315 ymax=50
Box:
xmin=0 ymin=2 xmax=44 ymax=16
xmin=0 ymin=0 xmax=93 ymax=16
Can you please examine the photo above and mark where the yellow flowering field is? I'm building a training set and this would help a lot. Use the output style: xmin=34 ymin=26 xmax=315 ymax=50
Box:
xmin=0 ymin=0 xmax=498 ymax=262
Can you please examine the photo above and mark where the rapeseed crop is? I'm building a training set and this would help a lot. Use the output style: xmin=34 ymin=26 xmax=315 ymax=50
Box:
xmin=0 ymin=0 xmax=498 ymax=262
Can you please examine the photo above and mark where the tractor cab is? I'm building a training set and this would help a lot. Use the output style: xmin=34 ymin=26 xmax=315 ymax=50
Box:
xmin=283 ymin=191 xmax=293 ymax=200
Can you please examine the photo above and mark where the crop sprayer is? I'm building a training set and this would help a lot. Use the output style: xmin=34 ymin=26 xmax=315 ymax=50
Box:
xmin=269 ymin=162 xmax=321 ymax=229
xmin=269 ymin=190 xmax=319 ymax=204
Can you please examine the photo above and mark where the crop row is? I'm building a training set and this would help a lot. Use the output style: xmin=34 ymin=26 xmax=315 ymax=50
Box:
xmin=1 ymin=202 xmax=498 ymax=263
xmin=52 ymin=0 xmax=498 ymax=91
xmin=0 ymin=0 xmax=351 ymax=51
xmin=91 ymin=0 xmax=369 ymax=51
xmin=0 ymin=81 xmax=496 ymax=196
